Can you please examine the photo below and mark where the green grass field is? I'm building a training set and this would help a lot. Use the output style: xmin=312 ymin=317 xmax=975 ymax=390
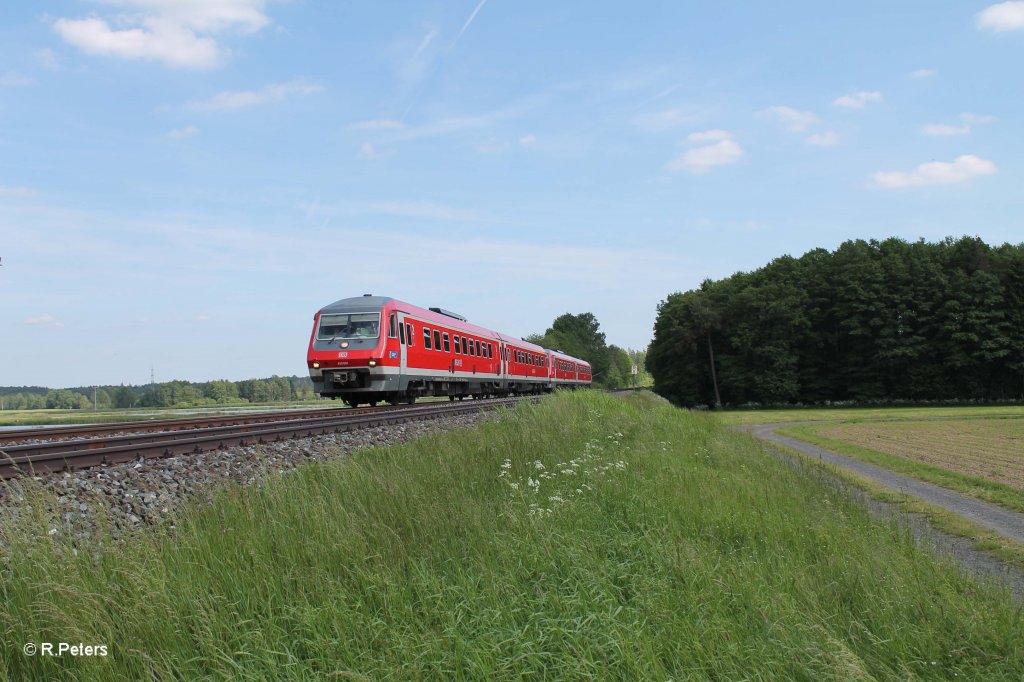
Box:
xmin=2 ymin=392 xmax=1022 ymax=680
xmin=0 ymin=402 xmax=331 ymax=428
xmin=717 ymin=404 xmax=1024 ymax=426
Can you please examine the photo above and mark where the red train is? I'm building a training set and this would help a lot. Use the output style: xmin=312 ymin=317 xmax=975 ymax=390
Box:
xmin=306 ymin=295 xmax=592 ymax=406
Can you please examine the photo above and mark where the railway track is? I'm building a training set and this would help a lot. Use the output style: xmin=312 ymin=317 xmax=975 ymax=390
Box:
xmin=0 ymin=396 xmax=537 ymax=480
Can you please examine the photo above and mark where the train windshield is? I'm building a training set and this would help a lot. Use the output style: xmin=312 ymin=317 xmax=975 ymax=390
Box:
xmin=317 ymin=312 xmax=381 ymax=340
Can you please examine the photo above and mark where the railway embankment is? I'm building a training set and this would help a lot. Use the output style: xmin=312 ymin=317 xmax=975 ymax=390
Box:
xmin=2 ymin=391 xmax=1022 ymax=680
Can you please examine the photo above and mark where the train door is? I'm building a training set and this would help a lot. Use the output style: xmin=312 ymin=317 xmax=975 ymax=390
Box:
xmin=395 ymin=312 xmax=408 ymax=381
xmin=499 ymin=343 xmax=507 ymax=390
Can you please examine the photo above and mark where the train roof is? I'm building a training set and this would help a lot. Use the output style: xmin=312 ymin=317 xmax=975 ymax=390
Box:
xmin=319 ymin=295 xmax=395 ymax=313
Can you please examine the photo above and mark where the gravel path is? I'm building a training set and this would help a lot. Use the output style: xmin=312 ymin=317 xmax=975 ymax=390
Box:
xmin=744 ymin=422 xmax=1024 ymax=597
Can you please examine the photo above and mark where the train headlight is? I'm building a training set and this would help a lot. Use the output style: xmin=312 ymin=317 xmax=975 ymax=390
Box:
xmin=312 ymin=361 xmax=320 ymax=369
xmin=368 ymin=360 xmax=377 ymax=367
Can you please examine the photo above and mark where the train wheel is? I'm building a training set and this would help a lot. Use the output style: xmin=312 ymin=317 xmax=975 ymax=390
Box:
xmin=449 ymin=395 xmax=455 ymax=402
xmin=406 ymin=394 xmax=416 ymax=405
xmin=345 ymin=399 xmax=360 ymax=408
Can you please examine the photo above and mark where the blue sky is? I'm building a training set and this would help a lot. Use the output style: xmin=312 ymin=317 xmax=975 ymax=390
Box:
xmin=2 ymin=1 xmax=1022 ymax=388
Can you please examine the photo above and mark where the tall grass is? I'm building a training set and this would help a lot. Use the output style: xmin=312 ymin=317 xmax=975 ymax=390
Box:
xmin=1 ymin=391 xmax=1021 ymax=680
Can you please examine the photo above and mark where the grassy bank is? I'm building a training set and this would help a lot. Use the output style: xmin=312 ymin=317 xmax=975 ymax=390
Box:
xmin=2 ymin=392 xmax=1022 ymax=680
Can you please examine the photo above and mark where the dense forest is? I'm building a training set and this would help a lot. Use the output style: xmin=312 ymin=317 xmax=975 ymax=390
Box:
xmin=0 ymin=376 xmax=316 ymax=411
xmin=647 ymin=236 xmax=1024 ymax=407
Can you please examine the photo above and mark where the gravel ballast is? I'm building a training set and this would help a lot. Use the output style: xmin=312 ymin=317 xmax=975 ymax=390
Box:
xmin=1 ymin=411 xmax=498 ymax=544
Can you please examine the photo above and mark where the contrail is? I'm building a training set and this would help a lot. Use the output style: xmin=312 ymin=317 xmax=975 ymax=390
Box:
xmin=456 ymin=0 xmax=488 ymax=42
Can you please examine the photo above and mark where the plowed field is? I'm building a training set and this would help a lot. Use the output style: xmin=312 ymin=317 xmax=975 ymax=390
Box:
xmin=818 ymin=418 xmax=1024 ymax=489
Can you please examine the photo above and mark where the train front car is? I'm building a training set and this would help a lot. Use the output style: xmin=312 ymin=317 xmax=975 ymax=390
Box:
xmin=307 ymin=295 xmax=398 ymax=407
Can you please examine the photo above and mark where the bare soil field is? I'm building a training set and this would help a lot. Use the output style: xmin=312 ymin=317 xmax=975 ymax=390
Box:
xmin=816 ymin=418 xmax=1024 ymax=490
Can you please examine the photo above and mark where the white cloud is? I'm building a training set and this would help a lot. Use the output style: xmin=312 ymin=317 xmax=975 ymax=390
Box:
xmin=26 ymin=314 xmax=63 ymax=328
xmin=833 ymin=91 xmax=882 ymax=109
xmin=167 ymin=125 xmax=199 ymax=139
xmin=196 ymin=314 xmax=210 ymax=322
xmin=806 ymin=131 xmax=840 ymax=147
xmin=908 ymin=68 xmax=936 ymax=78
xmin=350 ymin=119 xmax=405 ymax=131
xmin=53 ymin=0 xmax=270 ymax=69
xmin=0 ymin=185 xmax=37 ymax=198
xmin=188 ymin=80 xmax=324 ymax=111
xmin=518 ymin=133 xmax=537 ymax=146
xmin=687 ymin=129 xmax=732 ymax=143
xmin=667 ymin=131 xmax=742 ymax=174
xmin=54 ymin=17 xmax=222 ymax=69
xmin=920 ymin=113 xmax=995 ymax=137
xmin=922 ymin=123 xmax=970 ymax=136
xmin=977 ymin=2 xmax=1024 ymax=31
xmin=759 ymin=105 xmax=818 ymax=132
xmin=871 ymin=155 xmax=997 ymax=189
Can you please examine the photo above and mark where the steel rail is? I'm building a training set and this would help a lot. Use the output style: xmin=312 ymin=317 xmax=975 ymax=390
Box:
xmin=0 ymin=397 xmax=535 ymax=479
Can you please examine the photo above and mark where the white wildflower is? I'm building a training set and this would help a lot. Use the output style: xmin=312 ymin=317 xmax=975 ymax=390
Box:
xmin=509 ymin=482 xmax=519 ymax=489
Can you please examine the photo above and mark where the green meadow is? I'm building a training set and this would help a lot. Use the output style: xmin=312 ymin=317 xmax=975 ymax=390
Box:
xmin=1 ymin=392 xmax=1021 ymax=680
xmin=717 ymin=403 xmax=1024 ymax=426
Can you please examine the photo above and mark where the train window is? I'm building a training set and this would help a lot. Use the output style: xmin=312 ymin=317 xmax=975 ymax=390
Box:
xmin=454 ymin=335 xmax=461 ymax=354
xmin=433 ymin=329 xmax=441 ymax=351
xmin=388 ymin=313 xmax=397 ymax=338
xmin=399 ymin=321 xmax=406 ymax=345
xmin=423 ymin=328 xmax=432 ymax=350
xmin=468 ymin=339 xmax=475 ymax=356
xmin=474 ymin=340 xmax=480 ymax=356
xmin=443 ymin=333 xmax=450 ymax=353
xmin=406 ymin=323 xmax=413 ymax=346
xmin=487 ymin=344 xmax=492 ymax=359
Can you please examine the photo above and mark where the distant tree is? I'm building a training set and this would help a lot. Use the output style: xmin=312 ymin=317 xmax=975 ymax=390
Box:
xmin=113 ymin=385 xmax=137 ymax=408
xmin=45 ymin=389 xmax=81 ymax=410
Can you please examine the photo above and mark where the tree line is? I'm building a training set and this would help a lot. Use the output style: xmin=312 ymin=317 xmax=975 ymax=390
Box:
xmin=526 ymin=312 xmax=651 ymax=389
xmin=647 ymin=236 xmax=1024 ymax=407
xmin=0 ymin=376 xmax=317 ymax=411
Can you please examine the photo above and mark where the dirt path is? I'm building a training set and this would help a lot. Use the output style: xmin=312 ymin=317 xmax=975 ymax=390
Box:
xmin=744 ymin=422 xmax=1024 ymax=598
